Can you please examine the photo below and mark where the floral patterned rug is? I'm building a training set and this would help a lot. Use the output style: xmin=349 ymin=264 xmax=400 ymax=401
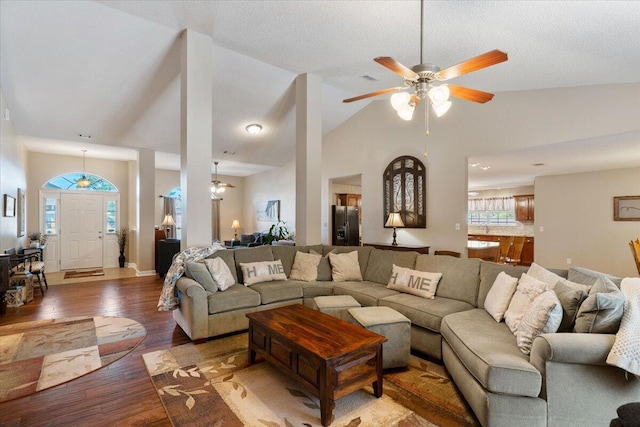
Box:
xmin=142 ymin=334 xmax=477 ymax=427
xmin=0 ymin=316 xmax=146 ymax=403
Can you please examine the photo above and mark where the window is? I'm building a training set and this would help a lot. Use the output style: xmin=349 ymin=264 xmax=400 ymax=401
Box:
xmin=43 ymin=173 xmax=118 ymax=191
xmin=467 ymin=197 xmax=516 ymax=225
xmin=106 ymin=200 xmax=117 ymax=233
xmin=383 ymin=156 xmax=426 ymax=228
xmin=44 ymin=197 xmax=57 ymax=235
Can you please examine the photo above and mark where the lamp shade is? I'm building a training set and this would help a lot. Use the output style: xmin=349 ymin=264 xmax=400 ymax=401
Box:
xmin=231 ymin=220 xmax=241 ymax=229
xmin=385 ymin=212 xmax=404 ymax=227
xmin=161 ymin=214 xmax=176 ymax=227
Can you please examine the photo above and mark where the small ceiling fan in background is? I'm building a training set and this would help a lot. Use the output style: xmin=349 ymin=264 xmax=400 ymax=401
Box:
xmin=211 ymin=161 xmax=235 ymax=194
xmin=343 ymin=0 xmax=508 ymax=121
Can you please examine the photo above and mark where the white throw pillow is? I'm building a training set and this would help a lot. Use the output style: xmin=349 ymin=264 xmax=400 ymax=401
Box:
xmin=328 ymin=251 xmax=363 ymax=282
xmin=516 ymin=290 xmax=563 ymax=355
xmin=204 ymin=257 xmax=236 ymax=291
xmin=504 ymin=273 xmax=549 ymax=334
xmin=528 ymin=262 xmax=590 ymax=293
xmin=387 ymin=264 xmax=442 ymax=299
xmin=484 ymin=272 xmax=519 ymax=322
xmin=240 ymin=260 xmax=287 ymax=286
xmin=289 ymin=251 xmax=321 ymax=282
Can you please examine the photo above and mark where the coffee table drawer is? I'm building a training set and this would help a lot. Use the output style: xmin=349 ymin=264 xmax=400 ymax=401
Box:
xmin=251 ymin=326 xmax=267 ymax=351
xmin=298 ymin=354 xmax=321 ymax=388
xmin=271 ymin=338 xmax=293 ymax=368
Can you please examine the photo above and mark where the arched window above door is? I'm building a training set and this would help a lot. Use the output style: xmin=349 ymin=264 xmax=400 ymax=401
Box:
xmin=43 ymin=173 xmax=118 ymax=191
xmin=383 ymin=156 xmax=426 ymax=228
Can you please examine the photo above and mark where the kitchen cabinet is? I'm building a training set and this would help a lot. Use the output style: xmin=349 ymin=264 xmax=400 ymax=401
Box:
xmin=337 ymin=193 xmax=362 ymax=222
xmin=515 ymin=194 xmax=535 ymax=222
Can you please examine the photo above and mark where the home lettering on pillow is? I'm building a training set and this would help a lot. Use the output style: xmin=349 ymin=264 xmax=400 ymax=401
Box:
xmin=244 ymin=263 xmax=284 ymax=279
xmin=240 ymin=260 xmax=288 ymax=286
xmin=387 ymin=264 xmax=442 ymax=299
xmin=390 ymin=270 xmax=436 ymax=293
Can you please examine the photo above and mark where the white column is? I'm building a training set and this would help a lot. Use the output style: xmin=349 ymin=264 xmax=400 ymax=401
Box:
xmin=136 ymin=148 xmax=155 ymax=275
xmin=180 ymin=29 xmax=213 ymax=249
xmin=295 ymin=73 xmax=322 ymax=245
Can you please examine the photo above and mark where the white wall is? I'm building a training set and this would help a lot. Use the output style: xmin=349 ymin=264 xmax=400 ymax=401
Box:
xmin=0 ymin=86 xmax=28 ymax=251
xmin=244 ymin=160 xmax=296 ymax=237
xmin=321 ymin=83 xmax=640 ymax=260
xmin=536 ymin=167 xmax=640 ymax=277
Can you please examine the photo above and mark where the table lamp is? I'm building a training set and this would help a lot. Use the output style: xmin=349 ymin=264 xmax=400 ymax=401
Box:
xmin=385 ymin=212 xmax=404 ymax=246
xmin=161 ymin=214 xmax=176 ymax=239
xmin=231 ymin=219 xmax=241 ymax=240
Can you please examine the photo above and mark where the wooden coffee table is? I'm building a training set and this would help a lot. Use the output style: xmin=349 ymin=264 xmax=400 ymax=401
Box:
xmin=247 ymin=304 xmax=386 ymax=426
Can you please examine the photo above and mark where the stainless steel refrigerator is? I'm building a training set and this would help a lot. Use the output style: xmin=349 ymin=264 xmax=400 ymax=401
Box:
xmin=332 ymin=205 xmax=359 ymax=246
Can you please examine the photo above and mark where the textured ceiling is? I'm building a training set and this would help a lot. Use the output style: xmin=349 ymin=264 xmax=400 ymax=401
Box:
xmin=1 ymin=1 xmax=639 ymax=182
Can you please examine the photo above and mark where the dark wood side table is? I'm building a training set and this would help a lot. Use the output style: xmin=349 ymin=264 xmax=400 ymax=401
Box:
xmin=157 ymin=239 xmax=181 ymax=278
xmin=364 ymin=242 xmax=430 ymax=254
xmin=247 ymin=304 xmax=386 ymax=426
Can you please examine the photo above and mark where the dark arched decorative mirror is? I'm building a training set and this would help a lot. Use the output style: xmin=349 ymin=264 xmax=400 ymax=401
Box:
xmin=383 ymin=155 xmax=426 ymax=228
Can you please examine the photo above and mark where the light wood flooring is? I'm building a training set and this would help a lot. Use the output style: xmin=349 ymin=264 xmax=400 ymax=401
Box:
xmin=0 ymin=275 xmax=193 ymax=426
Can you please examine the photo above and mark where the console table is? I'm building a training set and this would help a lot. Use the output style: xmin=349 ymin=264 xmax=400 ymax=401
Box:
xmin=364 ymin=242 xmax=430 ymax=254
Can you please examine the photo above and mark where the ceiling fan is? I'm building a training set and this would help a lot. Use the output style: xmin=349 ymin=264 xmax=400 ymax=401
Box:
xmin=343 ymin=0 xmax=508 ymax=121
xmin=211 ymin=161 xmax=235 ymax=194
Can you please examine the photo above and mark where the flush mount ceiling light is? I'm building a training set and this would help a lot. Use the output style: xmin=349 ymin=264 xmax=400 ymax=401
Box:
xmin=245 ymin=124 xmax=262 ymax=135
xmin=76 ymin=149 xmax=91 ymax=188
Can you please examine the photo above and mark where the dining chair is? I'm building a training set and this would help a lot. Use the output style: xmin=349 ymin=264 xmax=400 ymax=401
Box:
xmin=496 ymin=236 xmax=514 ymax=264
xmin=629 ymin=238 xmax=640 ymax=275
xmin=506 ymin=236 xmax=526 ymax=266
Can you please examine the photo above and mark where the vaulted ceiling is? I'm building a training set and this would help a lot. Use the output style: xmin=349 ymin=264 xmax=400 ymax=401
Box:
xmin=1 ymin=1 xmax=639 ymax=180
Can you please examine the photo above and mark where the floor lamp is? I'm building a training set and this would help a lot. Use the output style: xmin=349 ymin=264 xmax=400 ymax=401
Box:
xmin=162 ymin=214 xmax=176 ymax=239
xmin=385 ymin=212 xmax=405 ymax=246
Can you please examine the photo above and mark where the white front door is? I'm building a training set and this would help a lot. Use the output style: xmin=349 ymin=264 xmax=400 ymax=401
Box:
xmin=60 ymin=193 xmax=104 ymax=270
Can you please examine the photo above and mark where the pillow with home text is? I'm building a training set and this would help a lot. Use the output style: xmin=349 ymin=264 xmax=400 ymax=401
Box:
xmin=240 ymin=260 xmax=287 ymax=286
xmin=387 ymin=264 xmax=442 ymax=299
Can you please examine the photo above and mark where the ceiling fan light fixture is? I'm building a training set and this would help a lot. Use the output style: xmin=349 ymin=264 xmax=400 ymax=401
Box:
xmin=245 ymin=124 xmax=262 ymax=135
xmin=390 ymin=92 xmax=411 ymax=112
xmin=397 ymin=104 xmax=415 ymax=121
xmin=427 ymin=85 xmax=450 ymax=104
xmin=432 ymin=100 xmax=451 ymax=117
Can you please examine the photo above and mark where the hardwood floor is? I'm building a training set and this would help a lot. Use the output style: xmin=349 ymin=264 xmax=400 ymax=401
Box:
xmin=0 ymin=276 xmax=193 ymax=427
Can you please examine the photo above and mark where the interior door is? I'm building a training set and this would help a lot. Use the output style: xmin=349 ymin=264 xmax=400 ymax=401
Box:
xmin=60 ymin=193 xmax=104 ymax=270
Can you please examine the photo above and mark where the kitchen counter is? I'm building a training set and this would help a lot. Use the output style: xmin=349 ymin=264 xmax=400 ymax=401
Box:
xmin=468 ymin=234 xmax=534 ymax=266
xmin=467 ymin=240 xmax=499 ymax=261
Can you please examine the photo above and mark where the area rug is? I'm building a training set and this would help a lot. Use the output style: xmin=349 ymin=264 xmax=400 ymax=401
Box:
xmin=0 ymin=315 xmax=146 ymax=403
xmin=63 ymin=269 xmax=105 ymax=279
xmin=142 ymin=334 xmax=477 ymax=426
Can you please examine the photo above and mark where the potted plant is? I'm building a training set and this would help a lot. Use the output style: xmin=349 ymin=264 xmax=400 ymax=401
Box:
xmin=116 ymin=226 xmax=129 ymax=268
xmin=264 ymin=221 xmax=288 ymax=245
xmin=27 ymin=231 xmax=42 ymax=248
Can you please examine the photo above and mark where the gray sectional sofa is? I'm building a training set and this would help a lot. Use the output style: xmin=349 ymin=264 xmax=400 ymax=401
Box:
xmin=172 ymin=244 xmax=640 ymax=426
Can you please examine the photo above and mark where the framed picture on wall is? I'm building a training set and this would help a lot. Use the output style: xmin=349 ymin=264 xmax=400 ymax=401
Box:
xmin=614 ymin=196 xmax=640 ymax=221
xmin=17 ymin=188 xmax=26 ymax=237
xmin=256 ymin=200 xmax=280 ymax=222
xmin=4 ymin=194 xmax=16 ymax=217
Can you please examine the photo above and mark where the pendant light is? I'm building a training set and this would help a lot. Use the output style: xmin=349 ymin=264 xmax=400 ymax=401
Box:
xmin=76 ymin=149 xmax=91 ymax=188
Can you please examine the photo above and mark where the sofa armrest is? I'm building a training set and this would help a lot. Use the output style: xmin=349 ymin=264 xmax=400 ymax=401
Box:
xmin=173 ymin=277 xmax=210 ymax=340
xmin=530 ymin=333 xmax=614 ymax=367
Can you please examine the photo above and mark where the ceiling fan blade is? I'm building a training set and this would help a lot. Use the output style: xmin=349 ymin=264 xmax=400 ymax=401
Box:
xmin=436 ymin=50 xmax=508 ymax=81
xmin=219 ymin=183 xmax=235 ymax=188
xmin=448 ymin=85 xmax=495 ymax=103
xmin=343 ymin=87 xmax=404 ymax=103
xmin=374 ymin=57 xmax=419 ymax=80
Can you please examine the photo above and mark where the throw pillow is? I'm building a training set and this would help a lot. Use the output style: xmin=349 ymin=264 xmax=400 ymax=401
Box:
xmin=239 ymin=260 xmax=288 ymax=286
xmin=504 ymin=273 xmax=548 ymax=334
xmin=328 ymin=251 xmax=363 ymax=282
xmin=204 ymin=257 xmax=236 ymax=291
xmin=387 ymin=264 xmax=442 ymax=299
xmin=527 ymin=262 xmax=590 ymax=293
xmin=568 ymin=266 xmax=623 ymax=288
xmin=289 ymin=251 xmax=322 ymax=282
xmin=310 ymin=249 xmax=332 ymax=281
xmin=574 ymin=276 xmax=625 ymax=333
xmin=553 ymin=281 xmax=588 ymax=332
xmin=516 ymin=290 xmax=563 ymax=355
xmin=185 ymin=261 xmax=218 ymax=293
xmin=484 ymin=271 xmax=519 ymax=322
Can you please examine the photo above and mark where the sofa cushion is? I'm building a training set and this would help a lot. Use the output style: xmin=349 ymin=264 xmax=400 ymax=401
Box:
xmin=270 ymin=245 xmax=298 ymax=276
xmin=207 ymin=284 xmax=261 ymax=314
xmin=240 ymin=260 xmax=287 ymax=285
xmin=484 ymin=271 xmax=519 ymax=322
xmin=478 ymin=262 xmax=528 ymax=310
xmin=205 ymin=249 xmax=238 ymax=283
xmin=574 ymin=276 xmax=625 ymax=333
xmin=299 ymin=281 xmax=335 ymax=298
xmin=415 ymin=255 xmax=481 ymax=306
xmin=323 ymin=245 xmax=372 ymax=277
xmin=234 ymin=246 xmax=274 ymax=283
xmin=568 ymin=266 xmax=623 ymax=288
xmin=379 ymin=293 xmax=474 ymax=333
xmin=248 ymin=280 xmax=303 ymax=305
xmin=289 ymin=251 xmax=321 ymax=282
xmin=329 ymin=251 xmax=363 ymax=282
xmin=387 ymin=264 xmax=442 ymax=299
xmin=504 ymin=273 xmax=548 ymax=334
xmin=333 ymin=281 xmax=399 ymax=307
xmin=310 ymin=249 xmax=333 ymax=281
xmin=528 ymin=262 xmax=590 ymax=293
xmin=364 ymin=248 xmax=418 ymax=284
xmin=441 ymin=308 xmax=542 ymax=397
xmin=185 ymin=261 xmax=218 ymax=293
